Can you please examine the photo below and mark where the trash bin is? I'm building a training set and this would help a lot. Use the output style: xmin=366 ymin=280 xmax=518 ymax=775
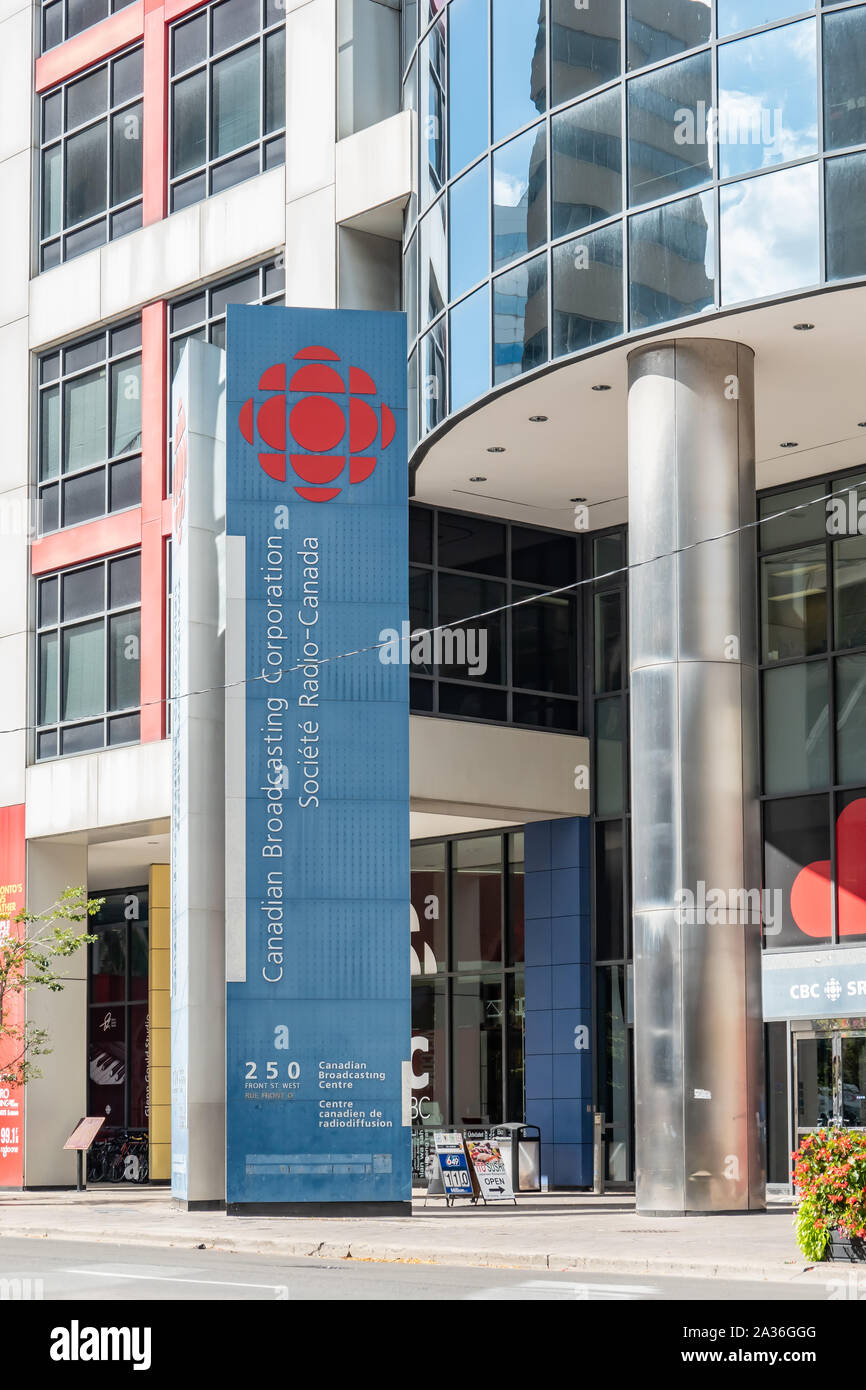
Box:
xmin=497 ymin=1122 xmax=542 ymax=1192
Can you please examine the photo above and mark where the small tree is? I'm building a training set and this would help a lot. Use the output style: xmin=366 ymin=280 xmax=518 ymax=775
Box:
xmin=0 ymin=886 xmax=101 ymax=1087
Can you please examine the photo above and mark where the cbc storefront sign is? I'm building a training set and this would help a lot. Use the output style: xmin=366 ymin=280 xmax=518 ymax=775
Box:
xmin=763 ymin=959 xmax=866 ymax=1019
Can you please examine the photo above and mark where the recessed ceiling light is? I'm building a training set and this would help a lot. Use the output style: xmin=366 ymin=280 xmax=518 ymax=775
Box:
xmin=487 ymin=447 xmax=506 ymax=454
xmin=529 ymin=414 xmax=548 ymax=422
xmin=793 ymin=322 xmax=814 ymax=331
xmin=469 ymin=475 xmax=487 ymax=482
xmin=592 ymin=384 xmax=612 ymax=392
xmin=858 ymin=422 xmax=866 ymax=429
xmin=570 ymin=497 xmax=586 ymax=504
xmin=780 ymin=441 xmax=799 ymax=449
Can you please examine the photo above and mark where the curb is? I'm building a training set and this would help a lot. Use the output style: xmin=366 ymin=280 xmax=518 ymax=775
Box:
xmin=0 ymin=1220 xmax=818 ymax=1285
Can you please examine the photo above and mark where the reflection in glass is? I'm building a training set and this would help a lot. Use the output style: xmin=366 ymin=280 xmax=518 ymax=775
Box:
xmin=721 ymin=162 xmax=820 ymax=305
xmin=493 ymin=253 xmax=548 ymax=384
xmin=449 ymin=0 xmax=488 ymax=175
xmin=719 ymin=1 xmax=807 ymax=37
xmin=454 ymin=837 xmax=503 ymax=971
xmin=437 ymin=574 xmax=505 ymax=682
xmin=835 ymin=535 xmax=866 ymax=650
xmin=438 ymin=513 xmax=506 ymax=575
xmin=421 ymin=319 xmax=447 ymax=434
xmin=627 ymin=49 xmax=712 ymax=206
xmin=453 ymin=975 xmax=503 ymax=1124
xmin=797 ymin=1037 xmax=834 ymax=1127
xmin=761 ymin=547 xmax=827 ymax=661
xmin=62 ymin=620 xmax=105 ymax=721
xmin=450 ymin=285 xmax=490 ymax=412
xmin=597 ymin=965 xmax=630 ymax=1181
xmin=763 ymin=662 xmax=829 ymax=795
xmin=64 ymin=370 xmax=106 ymax=472
xmin=596 ymin=821 xmax=624 ymax=960
xmin=411 ymin=978 xmax=447 ymax=1125
xmin=551 ymin=87 xmax=621 ymax=237
xmin=763 ymin=795 xmax=831 ymax=947
xmin=450 ymin=159 xmax=489 ymax=300
xmin=594 ymin=587 xmax=625 ymax=693
xmin=411 ymin=840 xmax=448 ymax=974
xmin=420 ymin=18 xmax=446 ymax=207
xmin=111 ymin=357 xmax=142 ymax=455
xmin=38 ymin=632 xmax=58 ymax=726
xmin=823 ymin=6 xmax=866 ymax=153
xmin=492 ymin=0 xmax=546 ymax=142
xmin=626 ymin=0 xmax=711 ymax=71
xmin=837 ymin=655 xmax=866 ymax=785
xmin=506 ymin=969 xmax=525 ymax=1120
xmin=759 ymin=483 xmax=827 ymax=550
xmin=65 ymin=122 xmax=108 ymax=226
xmin=512 ymin=589 xmax=578 ymax=694
xmin=629 ymin=191 xmax=714 ymax=329
xmin=509 ymin=832 xmax=524 ymax=965
xmin=420 ymin=196 xmax=447 ymax=326
xmin=826 ymin=152 xmax=866 ymax=282
xmin=553 ymin=222 xmax=623 ymax=357
xmin=492 ymin=125 xmax=548 ymax=270
xmin=596 ymin=697 xmax=625 ymax=817
xmin=212 ymin=45 xmax=259 ymax=157
xmin=404 ymin=232 xmax=418 ymax=344
xmin=550 ymin=0 xmax=621 ymax=106
xmin=717 ymin=20 xmax=817 ymax=180
xmin=841 ymin=1037 xmax=866 ymax=1126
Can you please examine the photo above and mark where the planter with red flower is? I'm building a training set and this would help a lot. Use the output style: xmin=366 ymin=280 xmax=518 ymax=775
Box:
xmin=792 ymin=1128 xmax=866 ymax=1262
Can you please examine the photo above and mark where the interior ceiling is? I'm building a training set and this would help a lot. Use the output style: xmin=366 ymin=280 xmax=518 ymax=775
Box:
xmin=413 ymin=284 xmax=866 ymax=532
xmin=86 ymin=829 xmax=170 ymax=891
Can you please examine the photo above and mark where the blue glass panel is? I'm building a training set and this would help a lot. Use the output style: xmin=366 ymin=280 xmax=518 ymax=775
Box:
xmin=553 ymin=222 xmax=623 ymax=356
xmin=718 ymin=1 xmax=813 ymax=38
xmin=551 ymin=0 xmax=621 ymax=105
xmin=420 ymin=17 xmax=447 ymax=209
xmin=626 ymin=0 xmax=711 ymax=71
xmin=493 ymin=252 xmax=548 ymax=385
xmin=627 ymin=49 xmax=712 ymax=206
xmin=492 ymin=0 xmax=547 ymax=142
xmin=823 ymin=5 xmax=866 ymax=153
xmin=450 ymin=285 xmax=491 ymax=412
xmin=450 ymin=159 xmax=489 ymax=299
xmin=422 ymin=317 xmax=447 ymax=433
xmin=493 ymin=124 xmax=548 ymax=270
xmin=552 ymin=87 xmax=622 ymax=238
xmin=720 ymin=162 xmax=819 ymax=304
xmin=449 ymin=0 xmax=488 ymax=176
xmin=718 ymin=19 xmax=818 ymax=179
xmin=826 ymin=151 xmax=866 ymax=281
xmin=629 ymin=190 xmax=715 ymax=328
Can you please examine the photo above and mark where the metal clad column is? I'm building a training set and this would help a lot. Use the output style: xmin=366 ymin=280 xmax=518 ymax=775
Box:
xmin=628 ymin=339 xmax=765 ymax=1214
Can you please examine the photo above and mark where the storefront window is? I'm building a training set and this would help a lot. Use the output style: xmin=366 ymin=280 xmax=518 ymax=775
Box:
xmin=88 ymin=887 xmax=149 ymax=1133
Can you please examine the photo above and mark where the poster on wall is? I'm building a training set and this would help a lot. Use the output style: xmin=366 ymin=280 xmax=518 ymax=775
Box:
xmin=224 ymin=305 xmax=410 ymax=1208
xmin=0 ymin=804 xmax=26 ymax=1187
xmin=464 ymin=1136 xmax=516 ymax=1203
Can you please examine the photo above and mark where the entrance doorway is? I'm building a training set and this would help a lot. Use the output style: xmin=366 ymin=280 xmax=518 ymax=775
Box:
xmin=795 ymin=1026 xmax=866 ymax=1139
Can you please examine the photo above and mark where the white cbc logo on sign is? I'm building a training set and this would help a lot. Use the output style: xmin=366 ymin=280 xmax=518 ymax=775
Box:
xmin=789 ymin=977 xmax=866 ymax=1001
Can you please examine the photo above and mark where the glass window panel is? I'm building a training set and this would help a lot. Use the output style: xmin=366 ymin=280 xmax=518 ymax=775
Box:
xmin=37 ymin=731 xmax=58 ymax=759
xmin=65 ymin=334 xmax=104 ymax=375
xmin=553 ymin=221 xmax=624 ymax=357
xmin=264 ymin=134 xmax=284 ymax=171
xmin=626 ymin=0 xmax=711 ymax=70
xmin=763 ymin=661 xmax=829 ymax=794
xmin=64 ymin=369 xmax=106 ymax=473
xmin=597 ymin=965 xmax=629 ymax=1159
xmin=172 ymin=69 xmax=207 ymax=175
xmin=42 ymin=145 xmax=62 ymax=239
xmin=421 ymin=319 xmax=447 ymax=434
xmin=492 ymin=0 xmax=546 ymax=142
xmin=408 ymin=345 xmax=419 ymax=455
xmin=108 ymin=712 xmax=139 ymax=745
xmin=596 ymin=820 xmax=624 ymax=959
xmin=493 ymin=252 xmax=548 ymax=385
xmin=438 ymin=682 xmax=508 ymax=720
xmin=826 ymin=151 xmax=866 ymax=282
xmin=506 ymin=968 xmax=525 ymax=1119
xmin=595 ymin=587 xmax=625 ymax=693
xmin=404 ymin=233 xmax=418 ymax=345
xmin=129 ymin=1000 xmax=148 ymax=1125
xmin=110 ymin=354 xmax=142 ymax=457
xmin=212 ymin=44 xmax=260 ymax=158
xmin=171 ymin=293 xmax=206 ymax=333
xmin=419 ymin=196 xmax=447 ymax=326
xmin=454 ymin=837 xmax=503 ymax=971
xmin=766 ymin=1021 xmax=790 ymax=1183
xmin=62 ymin=619 xmax=105 ymax=720
xmin=213 ymin=0 xmax=260 ymax=53
xmin=836 ymin=788 xmax=866 ymax=942
xmin=41 ymin=241 xmax=62 ymax=272
xmin=763 ymin=794 xmax=831 ymax=948
xmin=41 ymin=352 xmax=61 ymax=385
xmin=265 ymin=30 xmax=285 ymax=133
xmin=64 ymin=219 xmax=107 ymax=261
xmin=595 ymin=697 xmax=625 ymax=817
xmin=63 ymin=467 xmax=106 ymax=527
xmin=64 ymin=121 xmax=108 ymax=226
xmin=718 ymin=20 xmax=817 ymax=180
xmin=409 ymin=507 xmax=432 ymax=565
xmin=438 ymin=512 xmax=506 ymax=576
xmin=449 ymin=285 xmax=490 ymax=413
xmin=109 ymin=553 xmax=141 ymax=607
xmin=761 ymin=546 xmax=827 ymax=661
xmin=66 ymin=66 xmax=107 ymax=127
xmin=111 ymin=320 xmax=141 ymax=355
xmin=419 ymin=18 xmax=446 ymax=207
xmin=40 ymin=484 xmax=60 ymax=535
xmin=719 ymin=1 xmax=809 ymax=36
xmin=627 ymin=49 xmax=712 ymax=206
xmin=210 ymin=271 xmax=260 ymax=316
xmin=43 ymin=92 xmax=63 ymax=144
xmin=721 ymin=162 xmax=820 ymax=305
xmin=453 ymin=975 xmax=504 ymax=1124
xmin=449 ymin=159 xmax=489 ymax=300
xmin=552 ymin=87 xmax=622 ymax=238
xmin=89 ymin=924 xmax=126 ymax=1002
xmin=411 ymin=840 xmax=448 ymax=974
xmin=594 ymin=530 xmax=625 ymax=576
xmin=62 ymin=563 xmax=103 ymax=620
xmin=404 ymin=0 xmax=418 ymax=71
xmin=171 ymin=172 xmax=206 ymax=212
xmin=837 ymin=655 xmax=866 ymax=784
xmin=759 ymin=482 xmax=827 ymax=550
xmin=112 ymin=48 xmax=143 ymax=105
xmin=411 ymin=977 xmax=447 ymax=1125
xmin=835 ymin=535 xmax=866 ymax=649
xmin=513 ymin=692 xmax=580 ymax=730
xmin=512 ymin=587 xmax=578 ymax=694
xmin=39 ymin=576 xmax=59 ymax=628
xmin=512 ymin=527 xmax=576 ymax=586
xmin=67 ymin=0 xmax=108 ymax=38
xmin=492 ymin=125 xmax=548 ymax=270
xmin=824 ymin=6 xmax=866 ymax=152
xmin=40 ymin=386 xmax=60 ymax=481
xmin=38 ymin=631 xmax=58 ymax=726
xmin=109 ymin=456 xmax=141 ymax=511
xmin=61 ymin=720 xmax=103 ymax=755
xmin=410 ymin=677 xmax=434 ymax=711
xmin=437 ymin=574 xmax=506 ymax=682
xmin=409 ymin=568 xmax=433 ymax=673
xmin=629 ymin=190 xmax=714 ymax=328
xmin=43 ymin=2 xmax=63 ymax=51
xmin=509 ymin=831 xmax=524 ymax=964
xmin=172 ymin=12 xmax=207 ymax=73
xmin=111 ymin=103 xmax=142 ymax=205
xmin=109 ymin=610 xmax=140 ymax=710
xmin=448 ymin=0 xmax=488 ymax=176
xmin=551 ymin=0 xmax=621 ymax=105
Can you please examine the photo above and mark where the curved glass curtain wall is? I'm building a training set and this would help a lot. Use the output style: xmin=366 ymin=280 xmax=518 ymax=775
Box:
xmin=402 ymin=0 xmax=866 ymax=453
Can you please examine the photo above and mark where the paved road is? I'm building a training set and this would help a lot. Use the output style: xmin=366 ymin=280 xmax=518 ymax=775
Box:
xmin=0 ymin=1237 xmax=833 ymax=1301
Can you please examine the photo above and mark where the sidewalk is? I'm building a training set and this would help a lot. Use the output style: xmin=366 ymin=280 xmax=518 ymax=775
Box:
xmin=0 ymin=1187 xmax=828 ymax=1286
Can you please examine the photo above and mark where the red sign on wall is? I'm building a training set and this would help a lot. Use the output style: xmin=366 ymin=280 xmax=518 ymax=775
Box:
xmin=0 ymin=804 xmax=26 ymax=1188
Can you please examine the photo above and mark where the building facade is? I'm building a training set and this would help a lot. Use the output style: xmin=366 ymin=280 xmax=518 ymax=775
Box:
xmin=1 ymin=0 xmax=865 ymax=1204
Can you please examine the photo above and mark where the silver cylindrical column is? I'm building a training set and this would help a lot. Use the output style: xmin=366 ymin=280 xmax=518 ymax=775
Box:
xmin=628 ymin=338 xmax=765 ymax=1214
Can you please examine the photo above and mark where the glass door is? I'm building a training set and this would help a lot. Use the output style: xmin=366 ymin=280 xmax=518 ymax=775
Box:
xmin=840 ymin=1034 xmax=866 ymax=1128
xmin=795 ymin=1030 xmax=866 ymax=1133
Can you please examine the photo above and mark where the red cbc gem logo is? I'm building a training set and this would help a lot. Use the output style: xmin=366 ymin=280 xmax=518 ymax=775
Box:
xmin=238 ymin=345 xmax=396 ymax=502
